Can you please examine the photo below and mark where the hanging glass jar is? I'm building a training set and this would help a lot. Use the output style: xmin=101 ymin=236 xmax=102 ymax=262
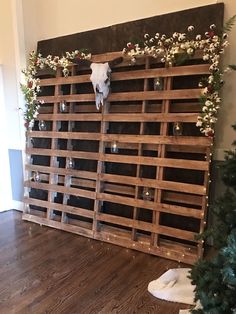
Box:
xmin=111 ymin=141 xmax=119 ymax=153
xmin=173 ymin=122 xmax=183 ymax=136
xmin=33 ymin=171 xmax=41 ymax=182
xmin=67 ymin=157 xmax=75 ymax=169
xmin=142 ymin=187 xmax=152 ymax=201
xmin=38 ymin=120 xmax=47 ymax=131
xmin=59 ymin=100 xmax=67 ymax=113
xmin=154 ymin=77 xmax=164 ymax=91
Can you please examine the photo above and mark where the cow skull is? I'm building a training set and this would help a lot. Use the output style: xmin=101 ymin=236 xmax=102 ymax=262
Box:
xmin=74 ymin=57 xmax=123 ymax=110
xmin=90 ymin=62 xmax=111 ymax=110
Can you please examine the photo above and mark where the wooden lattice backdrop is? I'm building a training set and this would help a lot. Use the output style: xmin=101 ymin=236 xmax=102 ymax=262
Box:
xmin=23 ymin=52 xmax=213 ymax=265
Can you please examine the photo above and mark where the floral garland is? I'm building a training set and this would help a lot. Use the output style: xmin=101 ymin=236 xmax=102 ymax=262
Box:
xmin=123 ymin=18 xmax=236 ymax=137
xmin=21 ymin=50 xmax=91 ymax=129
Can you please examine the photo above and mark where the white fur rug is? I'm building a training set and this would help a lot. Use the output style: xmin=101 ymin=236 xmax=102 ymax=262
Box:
xmin=148 ymin=268 xmax=201 ymax=313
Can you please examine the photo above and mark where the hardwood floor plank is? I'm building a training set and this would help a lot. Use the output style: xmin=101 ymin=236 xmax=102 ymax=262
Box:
xmin=0 ymin=210 xmax=192 ymax=313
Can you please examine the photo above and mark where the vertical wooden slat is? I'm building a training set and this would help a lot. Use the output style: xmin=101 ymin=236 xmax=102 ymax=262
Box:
xmin=131 ymin=57 xmax=149 ymax=241
xmin=197 ymin=145 xmax=212 ymax=258
xmin=93 ymin=100 xmax=109 ymax=234
xmin=62 ymin=65 xmax=76 ymax=223
xmin=151 ymin=76 xmax=172 ymax=246
xmin=47 ymin=68 xmax=61 ymax=219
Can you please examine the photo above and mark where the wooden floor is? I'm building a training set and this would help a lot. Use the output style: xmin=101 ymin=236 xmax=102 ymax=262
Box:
xmin=0 ymin=210 xmax=191 ymax=314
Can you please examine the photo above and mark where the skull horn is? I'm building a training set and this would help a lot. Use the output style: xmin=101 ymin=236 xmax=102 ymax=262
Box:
xmin=73 ymin=58 xmax=92 ymax=68
xmin=108 ymin=56 xmax=123 ymax=68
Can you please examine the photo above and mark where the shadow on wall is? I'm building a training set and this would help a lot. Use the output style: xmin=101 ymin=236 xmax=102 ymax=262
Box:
xmin=8 ymin=149 xmax=24 ymax=202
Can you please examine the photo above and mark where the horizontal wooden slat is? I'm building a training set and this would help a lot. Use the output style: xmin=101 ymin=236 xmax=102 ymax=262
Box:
xmin=39 ymin=64 xmax=210 ymax=86
xmin=25 ymin=197 xmax=94 ymax=218
xmin=159 ymin=203 xmax=203 ymax=219
xmin=103 ymin=134 xmax=212 ymax=147
xmin=99 ymin=173 xmax=206 ymax=195
xmin=26 ymin=164 xmax=97 ymax=180
xmin=163 ymin=191 xmax=202 ymax=207
xmin=26 ymin=131 xmax=212 ymax=146
xmin=37 ymin=89 xmax=202 ymax=103
xmin=38 ymin=102 xmax=202 ymax=114
xmin=37 ymin=112 xmax=199 ymax=123
xmin=26 ymin=148 xmax=99 ymax=161
xmin=102 ymin=153 xmax=209 ymax=171
xmin=111 ymin=64 xmax=210 ymax=80
xmin=97 ymin=212 xmax=197 ymax=242
xmin=38 ymin=113 xmax=102 ymax=121
xmin=22 ymin=214 xmax=93 ymax=237
xmin=97 ymin=192 xmax=155 ymax=210
xmin=25 ymin=181 xmax=96 ymax=199
xmin=109 ymin=102 xmax=201 ymax=113
xmin=27 ymin=131 xmax=100 ymax=140
xmin=37 ymin=173 xmax=96 ymax=190
xmin=104 ymin=183 xmax=135 ymax=196
xmin=103 ymin=113 xmax=199 ymax=122
xmin=96 ymin=230 xmax=197 ymax=264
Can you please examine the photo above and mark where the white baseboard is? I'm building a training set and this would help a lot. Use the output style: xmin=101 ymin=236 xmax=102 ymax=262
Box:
xmin=11 ymin=200 xmax=24 ymax=212
xmin=0 ymin=201 xmax=23 ymax=212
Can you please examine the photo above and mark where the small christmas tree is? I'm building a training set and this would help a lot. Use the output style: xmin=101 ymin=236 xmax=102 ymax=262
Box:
xmin=190 ymin=124 xmax=236 ymax=314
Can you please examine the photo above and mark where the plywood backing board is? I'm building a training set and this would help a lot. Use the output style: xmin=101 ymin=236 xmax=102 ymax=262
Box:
xmin=23 ymin=52 xmax=212 ymax=265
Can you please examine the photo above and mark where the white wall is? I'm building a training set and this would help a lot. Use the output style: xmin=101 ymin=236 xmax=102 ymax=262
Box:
xmin=21 ymin=0 xmax=236 ymax=158
xmin=215 ymin=0 xmax=236 ymax=159
xmin=22 ymin=0 xmax=216 ymax=54
xmin=0 ymin=0 xmax=25 ymax=150
xmin=0 ymin=66 xmax=12 ymax=212
xmin=0 ymin=0 xmax=25 ymax=211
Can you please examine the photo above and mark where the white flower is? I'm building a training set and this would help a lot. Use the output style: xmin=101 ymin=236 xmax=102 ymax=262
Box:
xmin=196 ymin=120 xmax=203 ymax=127
xmin=188 ymin=25 xmax=194 ymax=32
xmin=187 ymin=48 xmax=194 ymax=55
xmin=202 ymin=87 xmax=208 ymax=95
xmin=210 ymin=24 xmax=216 ymax=30
xmin=131 ymin=57 xmax=136 ymax=64
xmin=29 ymin=120 xmax=34 ymax=128
xmin=172 ymin=47 xmax=180 ymax=54
xmin=144 ymin=34 xmax=149 ymax=39
xmin=205 ymin=100 xmax=213 ymax=106
xmin=156 ymin=48 xmax=163 ymax=54
xmin=178 ymin=33 xmax=186 ymax=41
xmin=203 ymin=54 xmax=209 ymax=61
xmin=210 ymin=117 xmax=217 ymax=123
xmin=222 ymin=41 xmax=229 ymax=47
xmin=208 ymin=75 xmax=214 ymax=83
xmin=209 ymin=64 xmax=219 ymax=71
xmin=173 ymin=32 xmax=179 ymax=38
xmin=196 ymin=34 xmax=202 ymax=40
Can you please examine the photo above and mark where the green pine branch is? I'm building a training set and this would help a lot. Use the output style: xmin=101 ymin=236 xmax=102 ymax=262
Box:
xmin=228 ymin=64 xmax=236 ymax=71
xmin=223 ymin=15 xmax=236 ymax=33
